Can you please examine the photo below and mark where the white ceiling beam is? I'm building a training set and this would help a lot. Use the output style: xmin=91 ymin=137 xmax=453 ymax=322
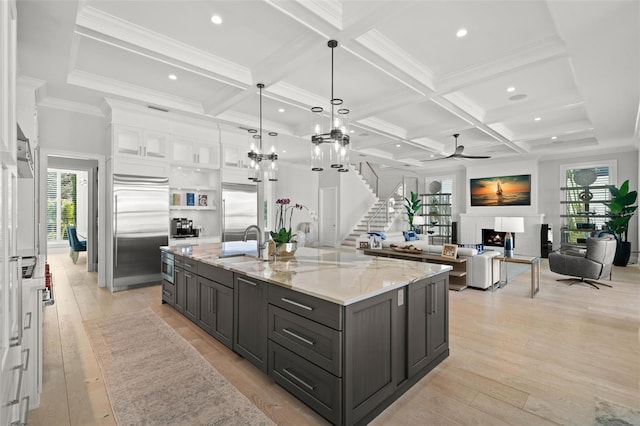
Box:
xmin=435 ymin=35 xmax=568 ymax=95
xmin=68 ymin=70 xmax=203 ymax=114
xmin=75 ymin=5 xmax=251 ymax=86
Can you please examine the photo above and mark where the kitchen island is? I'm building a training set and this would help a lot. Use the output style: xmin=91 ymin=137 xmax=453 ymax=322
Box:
xmin=161 ymin=244 xmax=451 ymax=425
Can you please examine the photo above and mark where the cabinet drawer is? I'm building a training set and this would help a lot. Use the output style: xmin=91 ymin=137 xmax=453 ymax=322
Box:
xmin=269 ymin=305 xmax=342 ymax=377
xmin=198 ymin=262 xmax=233 ymax=288
xmin=182 ymin=258 xmax=198 ymax=274
xmin=269 ymin=341 xmax=342 ymax=425
xmin=174 ymin=255 xmax=184 ymax=268
xmin=162 ymin=280 xmax=174 ymax=306
xmin=269 ymin=285 xmax=343 ymax=331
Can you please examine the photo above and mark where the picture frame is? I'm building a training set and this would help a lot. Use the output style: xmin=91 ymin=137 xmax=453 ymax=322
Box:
xmin=441 ymin=243 xmax=458 ymax=259
xmin=470 ymin=174 xmax=531 ymax=206
xmin=370 ymin=235 xmax=382 ymax=250
xmin=358 ymin=240 xmax=370 ymax=249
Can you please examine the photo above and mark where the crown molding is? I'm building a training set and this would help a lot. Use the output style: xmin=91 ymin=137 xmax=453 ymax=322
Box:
xmin=76 ymin=5 xmax=251 ymax=85
xmin=68 ymin=70 xmax=203 ymax=115
xmin=17 ymin=76 xmax=47 ymax=91
xmin=38 ymin=96 xmax=105 ymax=117
xmin=441 ymin=92 xmax=486 ymax=123
xmin=356 ymin=29 xmax=435 ymax=92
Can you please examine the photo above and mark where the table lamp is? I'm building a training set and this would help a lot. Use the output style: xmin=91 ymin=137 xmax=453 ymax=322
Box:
xmin=412 ymin=215 xmax=425 ymax=232
xmin=494 ymin=217 xmax=524 ymax=258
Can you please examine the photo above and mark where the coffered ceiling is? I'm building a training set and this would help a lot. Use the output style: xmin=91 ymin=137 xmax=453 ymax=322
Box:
xmin=17 ymin=0 xmax=640 ymax=171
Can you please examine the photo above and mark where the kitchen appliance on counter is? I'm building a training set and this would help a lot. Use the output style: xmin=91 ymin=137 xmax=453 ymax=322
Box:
xmin=171 ymin=217 xmax=198 ymax=238
xmin=113 ymin=174 xmax=169 ymax=290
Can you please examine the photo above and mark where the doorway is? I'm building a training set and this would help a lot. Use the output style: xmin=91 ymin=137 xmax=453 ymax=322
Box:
xmin=319 ymin=187 xmax=337 ymax=247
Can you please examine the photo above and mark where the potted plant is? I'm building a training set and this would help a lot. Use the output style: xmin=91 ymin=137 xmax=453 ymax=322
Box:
xmin=404 ymin=191 xmax=422 ymax=231
xmin=605 ymin=179 xmax=638 ymax=266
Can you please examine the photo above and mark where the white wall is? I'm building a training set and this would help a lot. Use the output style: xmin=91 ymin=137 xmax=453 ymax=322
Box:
xmin=339 ymin=168 xmax=377 ymax=243
xmin=38 ymin=108 xmax=106 ymax=155
xmin=274 ymin=163 xmax=319 ymax=244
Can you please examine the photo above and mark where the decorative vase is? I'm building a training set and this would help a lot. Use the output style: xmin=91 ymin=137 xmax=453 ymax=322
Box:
xmin=613 ymin=240 xmax=631 ymax=266
xmin=276 ymin=242 xmax=297 ymax=259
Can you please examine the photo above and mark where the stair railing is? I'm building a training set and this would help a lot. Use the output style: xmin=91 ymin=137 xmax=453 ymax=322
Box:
xmin=358 ymin=162 xmax=379 ymax=197
xmin=366 ymin=179 xmax=405 ymax=232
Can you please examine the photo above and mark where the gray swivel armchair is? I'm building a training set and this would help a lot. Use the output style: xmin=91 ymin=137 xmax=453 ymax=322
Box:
xmin=548 ymin=235 xmax=616 ymax=289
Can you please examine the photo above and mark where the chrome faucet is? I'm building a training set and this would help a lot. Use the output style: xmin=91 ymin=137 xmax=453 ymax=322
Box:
xmin=242 ymin=225 xmax=263 ymax=258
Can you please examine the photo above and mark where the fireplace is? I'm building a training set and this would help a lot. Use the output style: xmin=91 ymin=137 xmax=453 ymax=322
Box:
xmin=482 ymin=228 xmax=515 ymax=249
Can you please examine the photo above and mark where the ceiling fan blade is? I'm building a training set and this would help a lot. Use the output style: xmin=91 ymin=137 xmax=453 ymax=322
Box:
xmin=456 ymin=153 xmax=492 ymax=159
xmin=454 ymin=145 xmax=465 ymax=155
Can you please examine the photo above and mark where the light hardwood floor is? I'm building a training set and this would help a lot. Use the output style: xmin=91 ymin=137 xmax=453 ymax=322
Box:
xmin=29 ymin=252 xmax=640 ymax=425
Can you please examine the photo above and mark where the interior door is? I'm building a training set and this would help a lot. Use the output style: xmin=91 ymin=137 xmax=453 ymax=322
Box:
xmin=320 ymin=187 xmax=337 ymax=247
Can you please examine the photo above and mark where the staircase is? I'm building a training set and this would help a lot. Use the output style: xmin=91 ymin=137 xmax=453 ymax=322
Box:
xmin=341 ymin=198 xmax=403 ymax=248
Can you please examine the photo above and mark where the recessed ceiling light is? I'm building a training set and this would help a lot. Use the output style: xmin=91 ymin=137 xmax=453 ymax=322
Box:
xmin=534 ymin=117 xmax=542 ymax=121
xmin=282 ymin=150 xmax=287 ymax=153
xmin=456 ymin=28 xmax=468 ymax=38
xmin=278 ymin=108 xmax=285 ymax=113
xmin=396 ymin=144 xmax=401 ymax=148
xmin=551 ymin=136 xmax=557 ymax=140
xmin=430 ymin=154 xmax=435 ymax=158
xmin=210 ymin=15 xmax=222 ymax=25
xmin=509 ymin=94 xmax=527 ymax=101
xmin=168 ymin=74 xmax=177 ymax=80
xmin=507 ymin=86 xmax=515 ymax=92
xmin=350 ymin=130 xmax=355 ymax=133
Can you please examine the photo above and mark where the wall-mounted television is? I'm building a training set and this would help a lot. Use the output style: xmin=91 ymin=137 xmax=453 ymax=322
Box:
xmin=482 ymin=228 xmax=515 ymax=249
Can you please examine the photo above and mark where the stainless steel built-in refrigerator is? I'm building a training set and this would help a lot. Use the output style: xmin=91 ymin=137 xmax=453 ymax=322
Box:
xmin=221 ymin=183 xmax=257 ymax=242
xmin=113 ymin=174 xmax=168 ymax=290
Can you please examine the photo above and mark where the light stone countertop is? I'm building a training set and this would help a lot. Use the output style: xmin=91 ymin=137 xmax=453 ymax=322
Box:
xmin=162 ymin=244 xmax=452 ymax=305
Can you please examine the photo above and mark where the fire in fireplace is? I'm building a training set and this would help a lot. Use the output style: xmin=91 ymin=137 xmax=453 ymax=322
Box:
xmin=482 ymin=228 xmax=515 ymax=249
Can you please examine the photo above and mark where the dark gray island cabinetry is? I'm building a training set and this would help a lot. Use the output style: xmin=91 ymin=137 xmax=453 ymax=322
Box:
xmin=160 ymin=246 xmax=451 ymax=425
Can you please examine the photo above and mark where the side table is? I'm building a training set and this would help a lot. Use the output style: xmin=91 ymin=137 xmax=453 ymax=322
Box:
xmin=493 ymin=255 xmax=541 ymax=298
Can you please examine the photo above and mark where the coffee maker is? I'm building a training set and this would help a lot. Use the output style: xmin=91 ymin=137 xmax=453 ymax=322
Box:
xmin=171 ymin=218 xmax=194 ymax=237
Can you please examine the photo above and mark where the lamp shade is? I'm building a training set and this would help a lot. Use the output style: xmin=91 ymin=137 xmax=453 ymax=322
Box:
xmin=413 ymin=215 xmax=426 ymax=225
xmin=494 ymin=217 xmax=524 ymax=233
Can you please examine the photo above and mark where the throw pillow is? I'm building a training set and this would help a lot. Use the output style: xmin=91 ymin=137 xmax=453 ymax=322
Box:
xmin=403 ymin=231 xmax=418 ymax=241
xmin=368 ymin=231 xmax=386 ymax=240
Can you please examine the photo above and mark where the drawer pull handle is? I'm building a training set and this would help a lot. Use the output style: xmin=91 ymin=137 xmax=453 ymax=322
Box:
xmin=282 ymin=328 xmax=315 ymax=346
xmin=184 ymin=263 xmax=194 ymax=268
xmin=238 ymin=277 xmax=258 ymax=287
xmin=24 ymin=312 xmax=32 ymax=330
xmin=283 ymin=368 xmax=316 ymax=391
xmin=281 ymin=297 xmax=313 ymax=311
xmin=162 ymin=290 xmax=171 ymax=297
xmin=184 ymin=273 xmax=194 ymax=279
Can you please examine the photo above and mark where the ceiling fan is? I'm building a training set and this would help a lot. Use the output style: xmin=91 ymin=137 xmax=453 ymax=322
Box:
xmin=422 ymin=133 xmax=491 ymax=161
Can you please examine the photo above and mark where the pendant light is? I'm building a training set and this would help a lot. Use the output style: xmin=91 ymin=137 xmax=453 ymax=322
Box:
xmin=310 ymin=40 xmax=350 ymax=172
xmin=247 ymin=83 xmax=278 ymax=182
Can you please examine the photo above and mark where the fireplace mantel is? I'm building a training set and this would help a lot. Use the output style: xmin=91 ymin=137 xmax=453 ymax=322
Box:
xmin=459 ymin=214 xmax=545 ymax=257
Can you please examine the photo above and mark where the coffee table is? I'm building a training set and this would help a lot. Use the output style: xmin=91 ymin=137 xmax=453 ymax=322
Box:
xmin=493 ymin=254 xmax=540 ymax=298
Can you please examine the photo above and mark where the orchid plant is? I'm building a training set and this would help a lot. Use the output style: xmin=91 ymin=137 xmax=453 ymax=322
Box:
xmin=271 ymin=198 xmax=306 ymax=246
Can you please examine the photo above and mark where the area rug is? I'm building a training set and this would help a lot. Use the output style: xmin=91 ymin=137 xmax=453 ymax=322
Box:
xmin=594 ymin=397 xmax=640 ymax=426
xmin=84 ymin=308 xmax=274 ymax=425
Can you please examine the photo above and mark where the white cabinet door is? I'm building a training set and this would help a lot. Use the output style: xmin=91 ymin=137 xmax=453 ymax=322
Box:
xmin=113 ymin=125 xmax=142 ymax=157
xmin=170 ymin=137 xmax=195 ymax=163
xmin=143 ymin=131 xmax=167 ymax=160
xmin=195 ymin=141 xmax=219 ymax=168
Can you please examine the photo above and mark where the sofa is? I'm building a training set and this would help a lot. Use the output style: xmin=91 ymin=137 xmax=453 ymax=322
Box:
xmin=369 ymin=231 xmax=501 ymax=289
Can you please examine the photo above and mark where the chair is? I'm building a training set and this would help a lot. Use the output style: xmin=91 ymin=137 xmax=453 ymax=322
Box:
xmin=67 ymin=226 xmax=87 ymax=264
xmin=548 ymin=235 xmax=616 ymax=289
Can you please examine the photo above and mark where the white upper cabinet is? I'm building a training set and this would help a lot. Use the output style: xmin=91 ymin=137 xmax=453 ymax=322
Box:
xmin=113 ymin=125 xmax=167 ymax=161
xmin=169 ymin=136 xmax=219 ymax=168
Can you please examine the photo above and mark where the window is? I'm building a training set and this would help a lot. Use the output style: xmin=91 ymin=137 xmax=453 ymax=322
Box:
xmin=559 ymin=161 xmax=615 ymax=247
xmin=47 ymin=169 xmax=87 ymax=242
